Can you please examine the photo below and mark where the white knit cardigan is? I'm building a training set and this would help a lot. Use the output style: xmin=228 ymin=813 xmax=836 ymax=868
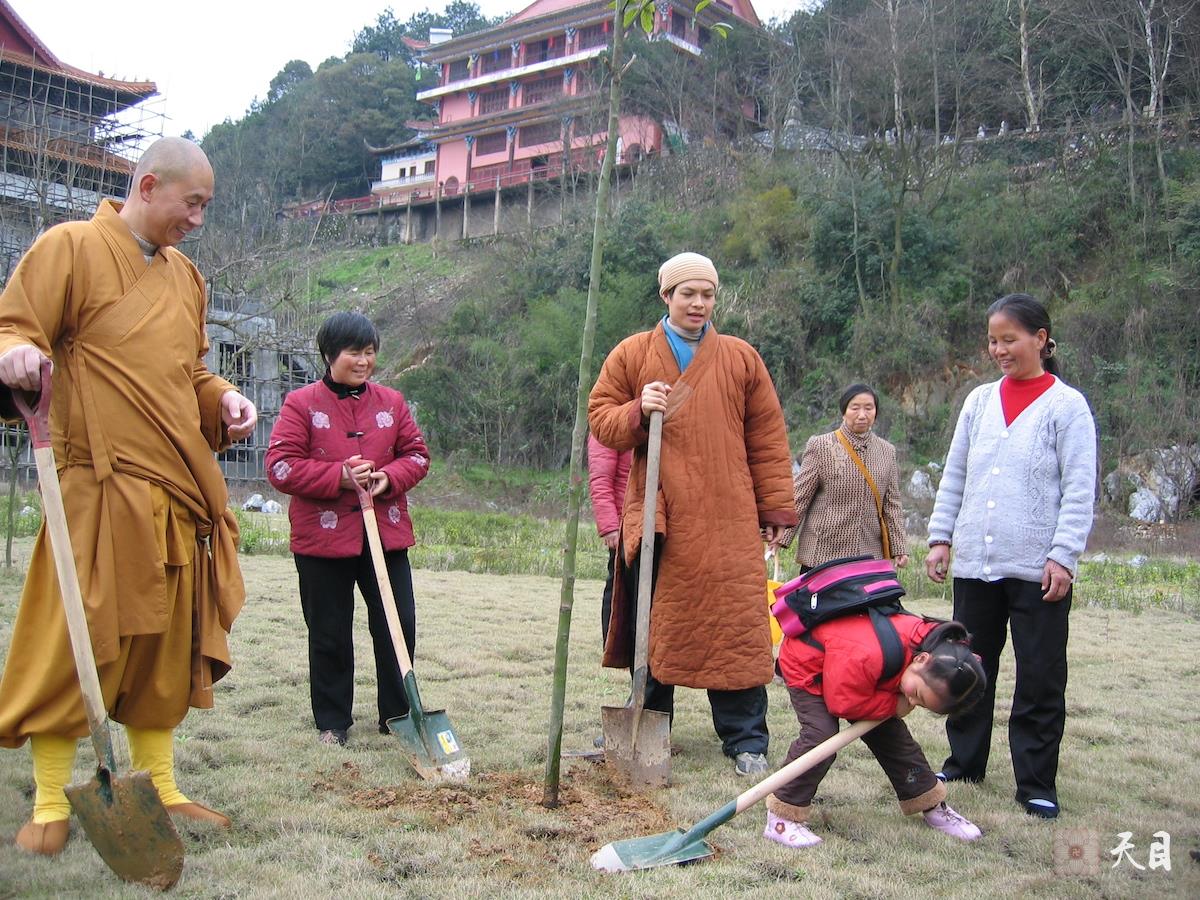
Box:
xmin=927 ymin=377 xmax=1097 ymax=582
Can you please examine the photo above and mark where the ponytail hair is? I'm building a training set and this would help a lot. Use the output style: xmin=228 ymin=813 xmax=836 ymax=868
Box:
xmin=917 ymin=621 xmax=987 ymax=718
xmin=987 ymin=292 xmax=1061 ymax=379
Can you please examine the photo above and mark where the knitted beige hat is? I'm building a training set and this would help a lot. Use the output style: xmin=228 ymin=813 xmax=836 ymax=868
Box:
xmin=658 ymin=252 xmax=719 ymax=295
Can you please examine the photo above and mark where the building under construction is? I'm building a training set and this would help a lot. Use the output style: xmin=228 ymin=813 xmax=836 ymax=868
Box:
xmin=0 ymin=0 xmax=163 ymax=280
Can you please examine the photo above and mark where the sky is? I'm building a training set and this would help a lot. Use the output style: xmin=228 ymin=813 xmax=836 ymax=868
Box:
xmin=17 ymin=0 xmax=806 ymax=140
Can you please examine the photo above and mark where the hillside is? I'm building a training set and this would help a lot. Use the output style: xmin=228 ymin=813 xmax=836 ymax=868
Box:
xmin=190 ymin=0 xmax=1200 ymax=521
xmin=219 ymin=136 xmax=1199 ymax=474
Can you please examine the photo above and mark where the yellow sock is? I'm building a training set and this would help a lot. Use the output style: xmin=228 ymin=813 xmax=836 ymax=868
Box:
xmin=126 ymin=726 xmax=190 ymax=807
xmin=30 ymin=734 xmax=77 ymax=824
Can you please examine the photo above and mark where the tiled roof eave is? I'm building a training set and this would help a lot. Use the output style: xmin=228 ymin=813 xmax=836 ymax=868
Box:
xmin=0 ymin=49 xmax=156 ymax=100
xmin=420 ymin=1 xmax=611 ymax=62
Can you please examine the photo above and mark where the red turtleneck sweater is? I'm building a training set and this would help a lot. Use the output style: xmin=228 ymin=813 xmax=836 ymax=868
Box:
xmin=999 ymin=371 xmax=1055 ymax=425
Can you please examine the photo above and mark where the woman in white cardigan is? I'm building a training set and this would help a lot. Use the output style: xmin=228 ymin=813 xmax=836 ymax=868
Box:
xmin=926 ymin=293 xmax=1096 ymax=821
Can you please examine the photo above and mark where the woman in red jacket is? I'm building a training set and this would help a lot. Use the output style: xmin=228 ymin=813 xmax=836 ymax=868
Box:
xmin=766 ymin=615 xmax=986 ymax=848
xmin=266 ymin=312 xmax=431 ymax=747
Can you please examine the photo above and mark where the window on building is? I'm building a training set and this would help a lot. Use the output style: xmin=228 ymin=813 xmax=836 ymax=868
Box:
xmin=279 ymin=353 xmax=308 ymax=392
xmin=479 ymin=88 xmax=509 ymax=114
xmin=525 ymin=36 xmax=564 ymax=65
xmin=479 ymin=48 xmax=509 ymax=75
xmin=218 ymin=341 xmax=250 ymax=382
xmin=577 ymin=23 xmax=606 ymax=49
xmin=424 ymin=160 xmax=436 ymax=174
xmin=671 ymin=14 xmax=687 ymax=38
xmin=518 ymin=120 xmax=561 ymax=148
xmin=447 ymin=58 xmax=471 ymax=82
xmin=698 ymin=25 xmax=711 ymax=47
xmin=522 ymin=74 xmax=562 ymax=105
xmin=475 ymin=131 xmax=507 ymax=155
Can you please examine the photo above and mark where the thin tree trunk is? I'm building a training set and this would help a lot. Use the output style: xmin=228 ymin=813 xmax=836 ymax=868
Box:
xmin=929 ymin=0 xmax=941 ymax=147
xmin=1018 ymin=0 xmax=1041 ymax=131
xmin=887 ymin=0 xmax=905 ymax=311
xmin=543 ymin=0 xmax=626 ymax=809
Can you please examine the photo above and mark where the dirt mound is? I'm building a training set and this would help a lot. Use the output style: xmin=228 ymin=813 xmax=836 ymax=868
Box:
xmin=313 ymin=759 xmax=674 ymax=849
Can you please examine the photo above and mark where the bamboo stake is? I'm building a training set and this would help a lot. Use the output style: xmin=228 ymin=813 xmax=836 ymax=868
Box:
xmin=542 ymin=0 xmax=628 ymax=808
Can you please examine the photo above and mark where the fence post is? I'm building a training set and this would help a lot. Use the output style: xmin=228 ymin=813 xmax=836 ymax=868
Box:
xmin=435 ymin=184 xmax=443 ymax=240
xmin=494 ymin=175 xmax=502 ymax=235
xmin=462 ymin=181 xmax=471 ymax=240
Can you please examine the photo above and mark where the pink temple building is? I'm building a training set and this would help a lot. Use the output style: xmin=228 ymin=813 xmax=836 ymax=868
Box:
xmin=416 ymin=0 xmax=762 ymax=196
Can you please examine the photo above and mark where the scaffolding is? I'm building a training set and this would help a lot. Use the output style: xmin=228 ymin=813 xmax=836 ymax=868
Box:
xmin=0 ymin=45 xmax=164 ymax=282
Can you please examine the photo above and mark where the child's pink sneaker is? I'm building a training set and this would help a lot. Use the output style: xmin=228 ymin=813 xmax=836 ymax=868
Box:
xmin=763 ymin=811 xmax=822 ymax=848
xmin=922 ymin=802 xmax=982 ymax=841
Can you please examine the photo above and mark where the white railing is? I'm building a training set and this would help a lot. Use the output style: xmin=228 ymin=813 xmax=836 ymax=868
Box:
xmin=417 ymin=45 xmax=606 ymax=100
xmin=372 ymin=172 xmax=436 ymax=192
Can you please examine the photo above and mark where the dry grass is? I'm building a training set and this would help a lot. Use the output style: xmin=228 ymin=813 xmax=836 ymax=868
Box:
xmin=0 ymin=540 xmax=1198 ymax=898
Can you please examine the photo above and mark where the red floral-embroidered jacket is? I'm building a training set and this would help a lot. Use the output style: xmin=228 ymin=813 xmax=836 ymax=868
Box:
xmin=266 ymin=380 xmax=430 ymax=557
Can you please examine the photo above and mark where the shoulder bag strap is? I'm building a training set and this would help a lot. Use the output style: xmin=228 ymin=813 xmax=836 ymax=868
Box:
xmin=835 ymin=429 xmax=891 ymax=560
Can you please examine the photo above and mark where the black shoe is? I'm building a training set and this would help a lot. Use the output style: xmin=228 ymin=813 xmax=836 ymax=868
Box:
xmin=1023 ymin=799 xmax=1060 ymax=819
xmin=936 ymin=769 xmax=983 ymax=784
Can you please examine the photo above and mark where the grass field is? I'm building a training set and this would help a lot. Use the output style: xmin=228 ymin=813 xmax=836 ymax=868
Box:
xmin=0 ymin=533 xmax=1198 ymax=898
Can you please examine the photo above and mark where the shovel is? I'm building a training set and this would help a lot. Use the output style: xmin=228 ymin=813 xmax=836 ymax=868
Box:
xmin=351 ymin=474 xmax=469 ymax=781
xmin=601 ymin=410 xmax=672 ymax=789
xmin=14 ymin=359 xmax=184 ymax=890
xmin=591 ymin=717 xmax=882 ymax=872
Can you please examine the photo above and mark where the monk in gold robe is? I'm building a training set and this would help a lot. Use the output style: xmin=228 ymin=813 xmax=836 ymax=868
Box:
xmin=588 ymin=252 xmax=797 ymax=778
xmin=0 ymin=137 xmax=257 ymax=855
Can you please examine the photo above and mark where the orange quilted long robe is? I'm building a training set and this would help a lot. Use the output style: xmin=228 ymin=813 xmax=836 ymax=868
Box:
xmin=0 ymin=200 xmax=244 ymax=746
xmin=588 ymin=322 xmax=797 ymax=690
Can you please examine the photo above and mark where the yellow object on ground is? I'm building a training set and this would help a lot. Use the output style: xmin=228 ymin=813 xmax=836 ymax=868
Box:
xmin=766 ymin=581 xmax=784 ymax=647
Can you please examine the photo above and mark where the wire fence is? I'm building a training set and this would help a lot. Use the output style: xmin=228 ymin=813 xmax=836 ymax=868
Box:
xmin=0 ymin=374 xmax=305 ymax=487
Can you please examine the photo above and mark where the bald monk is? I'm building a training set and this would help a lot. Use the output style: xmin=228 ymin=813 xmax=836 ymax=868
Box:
xmin=0 ymin=136 xmax=256 ymax=855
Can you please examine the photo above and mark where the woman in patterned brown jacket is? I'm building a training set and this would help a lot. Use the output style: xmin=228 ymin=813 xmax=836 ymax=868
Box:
xmin=780 ymin=384 xmax=909 ymax=571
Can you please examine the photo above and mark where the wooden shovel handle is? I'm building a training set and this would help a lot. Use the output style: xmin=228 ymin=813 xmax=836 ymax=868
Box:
xmin=733 ymin=718 xmax=882 ymax=814
xmin=350 ymin=471 xmax=414 ymax=679
xmin=14 ymin=359 xmax=116 ymax=771
xmin=630 ymin=411 xmax=663 ymax=710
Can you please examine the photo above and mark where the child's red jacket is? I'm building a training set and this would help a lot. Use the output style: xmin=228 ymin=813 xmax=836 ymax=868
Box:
xmin=778 ymin=613 xmax=938 ymax=721
xmin=265 ymin=380 xmax=430 ymax=557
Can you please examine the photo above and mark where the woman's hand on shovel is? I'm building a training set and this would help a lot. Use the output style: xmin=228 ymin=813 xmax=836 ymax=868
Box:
xmin=340 ymin=455 xmax=375 ymax=491
xmin=367 ymin=471 xmax=390 ymax=497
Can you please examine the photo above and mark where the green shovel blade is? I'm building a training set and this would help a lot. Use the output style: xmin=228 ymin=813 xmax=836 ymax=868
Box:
xmin=386 ymin=708 xmax=470 ymax=781
xmin=591 ymin=828 xmax=715 ymax=872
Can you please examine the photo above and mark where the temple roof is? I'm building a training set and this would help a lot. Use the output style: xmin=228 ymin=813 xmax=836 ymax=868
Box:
xmin=0 ymin=0 xmax=156 ymax=105
xmin=421 ymin=0 xmax=761 ymax=63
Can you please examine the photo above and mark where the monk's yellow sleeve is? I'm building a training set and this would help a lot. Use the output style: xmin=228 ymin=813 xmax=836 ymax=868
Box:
xmin=182 ymin=262 xmax=237 ymax=451
xmin=0 ymin=228 xmax=72 ymax=360
xmin=0 ymin=228 xmax=75 ymax=419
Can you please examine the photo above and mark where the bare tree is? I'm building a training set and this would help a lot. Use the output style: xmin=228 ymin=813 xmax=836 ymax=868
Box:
xmin=1007 ymin=0 xmax=1051 ymax=131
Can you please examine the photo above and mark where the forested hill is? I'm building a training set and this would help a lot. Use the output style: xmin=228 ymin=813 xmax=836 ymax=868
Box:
xmin=195 ymin=1 xmax=1200 ymax=487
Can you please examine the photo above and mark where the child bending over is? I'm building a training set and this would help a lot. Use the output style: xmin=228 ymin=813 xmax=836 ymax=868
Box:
xmin=766 ymin=615 xmax=987 ymax=847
